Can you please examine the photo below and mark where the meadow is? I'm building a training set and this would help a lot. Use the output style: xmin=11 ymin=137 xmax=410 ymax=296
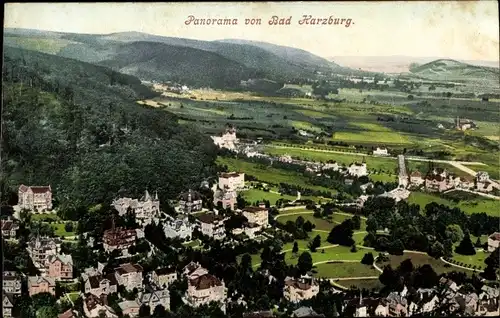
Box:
xmin=408 ymin=191 xmax=499 ymax=216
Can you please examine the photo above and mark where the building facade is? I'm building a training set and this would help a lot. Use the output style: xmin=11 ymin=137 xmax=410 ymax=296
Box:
xmin=163 ymin=215 xmax=194 ymax=240
xmin=283 ymin=275 xmax=320 ymax=303
xmin=178 ymin=190 xmax=203 ymax=213
xmin=151 ymin=268 xmax=178 ymax=289
xmin=27 ymin=237 xmax=61 ymax=269
xmin=218 ymin=172 xmax=245 ymax=191
xmin=487 ymin=232 xmax=500 ymax=252
xmin=2 ymin=271 xmax=22 ymax=295
xmin=103 ymin=227 xmax=137 ymax=254
xmin=18 ymin=185 xmax=53 ymax=211
xmin=185 ymin=274 xmax=227 ymax=311
xmin=84 ymin=273 xmax=119 ymax=297
xmin=115 ymin=263 xmax=144 ymax=291
xmin=112 ymin=190 xmax=160 ymax=225
xmin=47 ymin=254 xmax=73 ymax=280
xmin=197 ymin=213 xmax=228 ymax=240
xmin=242 ymin=206 xmax=269 ymax=228
xmin=1 ymin=218 xmax=19 ymax=238
xmin=28 ymin=276 xmax=56 ymax=296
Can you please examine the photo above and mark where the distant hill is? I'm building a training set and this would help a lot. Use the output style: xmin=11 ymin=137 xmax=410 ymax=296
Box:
xmin=330 ymin=55 xmax=499 ymax=74
xmin=407 ymin=59 xmax=499 ymax=84
xmin=4 ymin=28 xmax=361 ymax=88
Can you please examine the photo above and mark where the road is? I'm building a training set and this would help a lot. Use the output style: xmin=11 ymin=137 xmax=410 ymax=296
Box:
xmin=444 ymin=188 xmax=500 ymax=200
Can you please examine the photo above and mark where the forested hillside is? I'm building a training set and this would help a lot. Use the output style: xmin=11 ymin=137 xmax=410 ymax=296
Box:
xmin=1 ymin=47 xmax=218 ymax=209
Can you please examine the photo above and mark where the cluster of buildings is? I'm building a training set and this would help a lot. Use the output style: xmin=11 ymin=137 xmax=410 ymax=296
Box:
xmin=343 ymin=278 xmax=499 ymax=317
xmin=211 ymin=125 xmax=239 ymax=151
xmin=408 ymin=168 xmax=497 ymax=194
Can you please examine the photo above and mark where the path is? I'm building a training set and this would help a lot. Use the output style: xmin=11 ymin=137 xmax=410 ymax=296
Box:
xmin=443 ymin=188 xmax=500 ymax=200
xmin=328 ymin=276 xmax=379 ymax=281
xmin=440 ymin=257 xmax=482 ymax=272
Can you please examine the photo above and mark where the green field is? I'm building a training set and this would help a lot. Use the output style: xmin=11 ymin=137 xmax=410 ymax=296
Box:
xmin=314 ymin=262 xmax=379 ymax=278
xmin=264 ymin=144 xmax=399 ymax=172
xmin=217 ymin=157 xmax=337 ymax=194
xmin=336 ymin=278 xmax=384 ymax=291
xmin=379 ymin=252 xmax=467 ymax=275
xmin=51 ymin=223 xmax=76 ymax=237
xmin=242 ymin=188 xmax=302 ymax=204
xmin=408 ymin=191 xmax=499 ymax=216
xmin=452 ymin=251 xmax=489 ymax=268
xmin=31 ymin=213 xmax=61 ymax=221
xmin=277 ymin=214 xmax=334 ymax=231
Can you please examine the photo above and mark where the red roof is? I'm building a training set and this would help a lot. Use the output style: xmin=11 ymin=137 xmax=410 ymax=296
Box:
xmin=19 ymin=185 xmax=51 ymax=193
xmin=190 ymin=274 xmax=222 ymax=290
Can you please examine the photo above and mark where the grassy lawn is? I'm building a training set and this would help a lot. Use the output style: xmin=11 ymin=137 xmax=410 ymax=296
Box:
xmin=242 ymin=188 xmax=305 ymax=204
xmin=379 ymin=252 xmax=467 ymax=275
xmin=67 ymin=292 xmax=80 ymax=303
xmin=369 ymin=172 xmax=397 ymax=183
xmin=336 ymin=278 xmax=384 ymax=291
xmin=277 ymin=214 xmax=335 ymax=231
xmin=216 ymin=157 xmax=337 ymax=194
xmin=332 ymin=130 xmax=412 ymax=145
xmin=51 ymin=223 xmax=76 ymax=237
xmin=264 ymin=145 xmax=398 ymax=172
xmin=183 ymin=239 xmax=201 ymax=248
xmin=452 ymin=251 xmax=489 ymax=269
xmin=314 ymin=262 xmax=379 ymax=278
xmin=408 ymin=191 xmax=499 ymax=216
xmin=31 ymin=213 xmax=61 ymax=221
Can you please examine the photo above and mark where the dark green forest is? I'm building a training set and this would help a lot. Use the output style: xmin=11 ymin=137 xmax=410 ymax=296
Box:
xmin=1 ymin=47 xmax=218 ymax=209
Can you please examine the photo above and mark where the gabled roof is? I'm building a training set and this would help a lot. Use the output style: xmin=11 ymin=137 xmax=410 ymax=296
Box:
xmin=189 ymin=273 xmax=223 ymax=290
xmin=242 ymin=206 xmax=267 ymax=213
xmin=28 ymin=275 xmax=56 ymax=286
xmin=48 ymin=254 xmax=73 ymax=266
xmin=115 ymin=263 xmax=143 ymax=275
xmin=19 ymin=185 xmax=52 ymax=193
xmin=155 ymin=267 xmax=177 ymax=276
xmin=3 ymin=293 xmax=14 ymax=307
xmin=88 ymin=273 xmax=118 ymax=289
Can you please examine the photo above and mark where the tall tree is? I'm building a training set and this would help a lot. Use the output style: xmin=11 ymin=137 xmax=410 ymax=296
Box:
xmin=297 ymin=252 xmax=313 ymax=274
xmin=455 ymin=231 xmax=476 ymax=255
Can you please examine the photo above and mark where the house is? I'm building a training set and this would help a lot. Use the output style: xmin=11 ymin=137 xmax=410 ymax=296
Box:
xmin=279 ymin=155 xmax=293 ymax=163
xmin=27 ymin=236 xmax=61 ymax=269
xmin=18 ymin=184 xmax=53 ymax=212
xmin=185 ymin=273 xmax=227 ymax=311
xmin=409 ymin=171 xmax=425 ymax=186
xmin=439 ymin=277 xmax=459 ymax=292
xmin=83 ymin=294 xmax=118 ymax=318
xmin=213 ymin=186 xmax=237 ymax=210
xmin=458 ymin=176 xmax=475 ymax=190
xmin=1 ymin=218 xmax=19 ymax=238
xmin=232 ymin=222 xmax=261 ymax=239
xmin=242 ymin=206 xmax=269 ymax=228
xmin=455 ymin=117 xmax=476 ymax=131
xmin=47 ymin=254 xmax=73 ymax=280
xmin=118 ymin=300 xmax=140 ymax=318
xmin=211 ymin=126 xmax=239 ymax=150
xmin=2 ymin=271 xmax=22 ymax=294
xmin=322 ymin=161 xmax=340 ymax=171
xmin=348 ymin=162 xmax=368 ymax=177
xmin=487 ymin=232 xmax=500 ymax=252
xmin=178 ymin=189 xmax=203 ymax=213
xmin=283 ymin=274 xmax=320 ymax=303
xmin=84 ymin=273 xmax=118 ymax=297
xmin=183 ymin=262 xmax=209 ymax=280
xmin=218 ymin=172 xmax=245 ymax=191
xmin=163 ymin=215 xmax=194 ymax=240
xmin=292 ymin=306 xmax=325 ymax=317
xmin=112 ymin=190 xmax=160 ymax=225
xmin=373 ymin=147 xmax=389 ymax=156
xmin=477 ymin=286 xmax=500 ymax=316
xmin=115 ymin=263 xmax=143 ymax=291
xmin=379 ymin=188 xmax=411 ymax=203
xmin=136 ymin=286 xmax=170 ymax=313
xmin=28 ymin=275 xmax=56 ymax=296
xmin=102 ymin=227 xmax=137 ymax=254
xmin=409 ymin=289 xmax=439 ymax=315
xmin=2 ymin=293 xmax=14 ymax=318
xmin=58 ymin=309 xmax=77 ymax=318
xmin=196 ymin=213 xmax=228 ymax=240
xmin=151 ymin=267 xmax=178 ymax=289
xmin=476 ymin=174 xmax=494 ymax=192
xmin=452 ymin=292 xmax=479 ymax=316
xmin=476 ymin=171 xmax=490 ymax=183
xmin=385 ymin=292 xmax=408 ymax=316
xmin=425 ymin=173 xmax=451 ymax=192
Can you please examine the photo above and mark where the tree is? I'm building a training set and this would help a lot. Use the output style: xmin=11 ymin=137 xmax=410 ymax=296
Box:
xmin=292 ymin=241 xmax=299 ymax=255
xmin=327 ymin=219 xmax=354 ymax=246
xmin=361 ymin=252 xmax=374 ymax=265
xmin=139 ymin=304 xmax=151 ymax=317
xmin=36 ymin=306 xmax=59 ymax=318
xmin=303 ymin=220 xmax=314 ymax=232
xmin=379 ymin=265 xmax=399 ymax=288
xmin=429 ymin=241 xmax=445 ymax=259
xmin=481 ymin=248 xmax=499 ymax=280
xmin=445 ymin=224 xmax=464 ymax=243
xmin=297 ymin=252 xmax=313 ymax=274
xmin=308 ymin=235 xmax=321 ymax=252
xmin=388 ymin=239 xmax=405 ymax=256
xmin=240 ymin=253 xmax=252 ymax=271
xmin=152 ymin=304 xmax=167 ymax=318
xmin=474 ymin=237 xmax=482 ymax=248
xmin=455 ymin=231 xmax=476 ymax=255
xmin=351 ymin=215 xmax=361 ymax=230
xmin=350 ymin=244 xmax=358 ymax=253
xmin=63 ymin=222 xmax=73 ymax=233
xmin=366 ymin=215 xmax=378 ymax=233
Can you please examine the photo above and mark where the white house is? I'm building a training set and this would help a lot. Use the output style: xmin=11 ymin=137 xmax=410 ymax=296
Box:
xmin=487 ymin=232 xmax=500 ymax=252
xmin=373 ymin=147 xmax=389 ymax=156
xmin=409 ymin=171 xmax=425 ymax=187
xmin=196 ymin=213 xmax=228 ymax=240
xmin=213 ymin=186 xmax=237 ymax=211
xmin=279 ymin=155 xmax=293 ymax=163
xmin=118 ymin=300 xmax=140 ymax=318
xmin=114 ymin=263 xmax=144 ymax=291
xmin=211 ymin=126 xmax=239 ymax=151
xmin=18 ymin=185 xmax=53 ymax=212
xmin=241 ymin=206 xmax=269 ymax=228
xmin=232 ymin=223 xmax=261 ymax=239
xmin=178 ymin=190 xmax=203 ymax=213
xmin=218 ymin=172 xmax=245 ymax=191
xmin=185 ymin=273 xmax=227 ymax=312
xmin=348 ymin=162 xmax=368 ymax=177
xmin=163 ymin=215 xmax=194 ymax=240
xmin=322 ymin=161 xmax=340 ymax=171
xmin=379 ymin=188 xmax=411 ymax=203
xmin=283 ymin=275 xmax=319 ymax=303
xmin=151 ymin=268 xmax=178 ymax=289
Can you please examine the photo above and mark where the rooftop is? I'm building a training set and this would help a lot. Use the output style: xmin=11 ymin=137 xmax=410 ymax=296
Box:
xmin=189 ymin=273 xmax=223 ymax=290
xmin=115 ymin=263 xmax=143 ymax=275
xmin=242 ymin=206 xmax=268 ymax=213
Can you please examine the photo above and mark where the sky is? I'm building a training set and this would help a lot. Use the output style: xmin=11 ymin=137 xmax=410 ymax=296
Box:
xmin=4 ymin=1 xmax=499 ymax=61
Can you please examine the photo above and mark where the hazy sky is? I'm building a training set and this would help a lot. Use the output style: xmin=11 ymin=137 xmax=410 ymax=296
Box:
xmin=4 ymin=1 xmax=499 ymax=61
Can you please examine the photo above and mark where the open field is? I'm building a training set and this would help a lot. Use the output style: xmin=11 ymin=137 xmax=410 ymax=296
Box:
xmin=241 ymin=188 xmax=302 ymax=204
xmin=51 ymin=223 xmax=76 ymax=237
xmin=336 ymin=278 xmax=384 ymax=291
xmin=314 ymin=262 xmax=379 ymax=278
xmin=217 ymin=157 xmax=337 ymax=194
xmin=277 ymin=214 xmax=336 ymax=231
xmin=452 ymin=251 xmax=489 ymax=268
xmin=408 ymin=191 xmax=499 ymax=216
xmin=379 ymin=252 xmax=468 ymax=275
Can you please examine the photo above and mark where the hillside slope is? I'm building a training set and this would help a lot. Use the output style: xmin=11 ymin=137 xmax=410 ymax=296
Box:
xmin=1 ymin=46 xmax=218 ymax=207
xmin=408 ymin=59 xmax=499 ymax=84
